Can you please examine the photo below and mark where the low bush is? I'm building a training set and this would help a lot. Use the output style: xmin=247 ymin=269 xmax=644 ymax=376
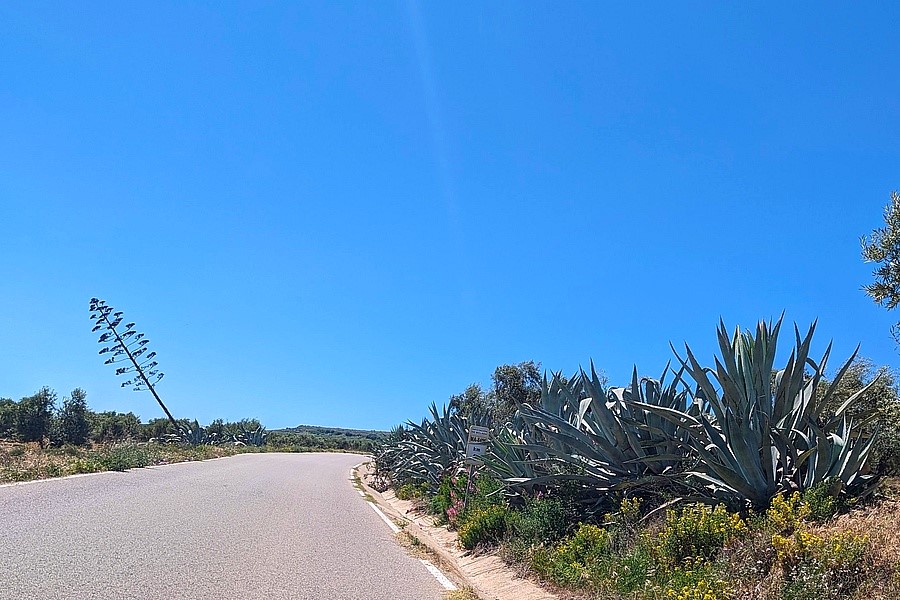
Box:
xmin=96 ymin=445 xmax=155 ymax=471
xmin=654 ymin=504 xmax=747 ymax=565
xmin=773 ymin=530 xmax=869 ymax=600
xmin=396 ymin=482 xmax=428 ymax=501
xmin=532 ymin=523 xmax=612 ymax=588
xmin=458 ymin=505 xmax=509 ymax=549
xmin=801 ymin=478 xmax=841 ymax=522
xmin=663 ymin=574 xmax=732 ymax=600
xmin=506 ymin=496 xmax=573 ymax=547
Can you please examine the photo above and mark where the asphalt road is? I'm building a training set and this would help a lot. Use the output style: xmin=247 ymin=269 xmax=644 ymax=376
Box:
xmin=0 ymin=453 xmax=446 ymax=599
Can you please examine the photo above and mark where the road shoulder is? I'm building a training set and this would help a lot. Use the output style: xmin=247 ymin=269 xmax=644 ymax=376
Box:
xmin=352 ymin=462 xmax=558 ymax=600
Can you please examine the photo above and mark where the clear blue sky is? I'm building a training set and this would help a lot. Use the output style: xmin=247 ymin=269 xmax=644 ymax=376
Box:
xmin=2 ymin=2 xmax=898 ymax=430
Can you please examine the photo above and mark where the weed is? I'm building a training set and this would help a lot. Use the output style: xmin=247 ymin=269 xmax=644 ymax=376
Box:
xmin=772 ymin=529 xmax=868 ymax=599
xmin=96 ymin=445 xmax=154 ymax=471
xmin=767 ymin=492 xmax=811 ymax=534
xmin=801 ymin=478 xmax=841 ymax=522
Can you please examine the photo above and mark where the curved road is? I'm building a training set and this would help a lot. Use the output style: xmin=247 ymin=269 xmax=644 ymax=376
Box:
xmin=0 ymin=453 xmax=445 ymax=599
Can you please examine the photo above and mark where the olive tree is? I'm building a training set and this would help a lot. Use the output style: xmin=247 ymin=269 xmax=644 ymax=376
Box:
xmin=862 ymin=191 xmax=900 ymax=342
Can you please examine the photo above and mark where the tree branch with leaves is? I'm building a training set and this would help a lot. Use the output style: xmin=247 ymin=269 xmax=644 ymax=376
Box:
xmin=861 ymin=191 xmax=900 ymax=343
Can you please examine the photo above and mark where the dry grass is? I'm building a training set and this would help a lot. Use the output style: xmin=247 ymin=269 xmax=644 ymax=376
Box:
xmin=444 ymin=588 xmax=481 ymax=600
xmin=815 ymin=496 xmax=900 ymax=599
xmin=0 ymin=441 xmax=250 ymax=483
xmin=727 ymin=481 xmax=900 ymax=600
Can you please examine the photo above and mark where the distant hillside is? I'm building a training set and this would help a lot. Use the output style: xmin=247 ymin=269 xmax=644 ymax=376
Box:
xmin=274 ymin=424 xmax=387 ymax=441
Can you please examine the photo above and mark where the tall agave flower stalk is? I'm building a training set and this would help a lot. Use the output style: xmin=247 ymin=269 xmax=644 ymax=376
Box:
xmin=90 ymin=298 xmax=179 ymax=431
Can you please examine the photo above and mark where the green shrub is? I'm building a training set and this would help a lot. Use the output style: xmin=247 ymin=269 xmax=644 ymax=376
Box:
xmin=396 ymin=482 xmax=428 ymax=500
xmin=465 ymin=474 xmax=505 ymax=512
xmin=531 ymin=524 xmax=612 ymax=588
xmin=801 ymin=478 xmax=841 ymax=522
xmin=604 ymin=496 xmax=644 ymax=529
xmin=655 ymin=504 xmax=747 ymax=564
xmin=429 ymin=474 xmax=463 ymax=523
xmin=458 ymin=505 xmax=509 ymax=549
xmin=506 ymin=496 xmax=573 ymax=546
xmin=96 ymin=445 xmax=154 ymax=471
xmin=662 ymin=572 xmax=732 ymax=600
xmin=610 ymin=538 xmax=656 ymax=594
xmin=69 ymin=458 xmax=101 ymax=474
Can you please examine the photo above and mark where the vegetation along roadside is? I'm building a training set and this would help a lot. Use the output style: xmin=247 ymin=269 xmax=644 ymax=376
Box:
xmin=373 ymin=318 xmax=900 ymax=600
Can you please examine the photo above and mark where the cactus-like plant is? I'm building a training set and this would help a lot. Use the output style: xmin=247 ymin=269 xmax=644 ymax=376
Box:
xmin=643 ymin=317 xmax=880 ymax=507
xmin=236 ymin=425 xmax=268 ymax=447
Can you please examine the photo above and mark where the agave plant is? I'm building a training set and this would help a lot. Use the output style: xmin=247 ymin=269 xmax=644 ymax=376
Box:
xmin=374 ymin=403 xmax=492 ymax=492
xmin=490 ymin=364 xmax=692 ymax=502
xmin=236 ymin=425 xmax=268 ymax=447
xmin=642 ymin=317 xmax=879 ymax=508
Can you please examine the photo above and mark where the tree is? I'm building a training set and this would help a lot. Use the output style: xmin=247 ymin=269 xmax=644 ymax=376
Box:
xmin=0 ymin=398 xmax=17 ymax=439
xmin=817 ymin=357 xmax=900 ymax=474
xmin=448 ymin=383 xmax=490 ymax=419
xmin=16 ymin=387 xmax=56 ymax=448
xmin=448 ymin=361 xmax=545 ymax=424
xmin=490 ymin=361 xmax=542 ymax=423
xmin=861 ymin=191 xmax=900 ymax=341
xmin=56 ymin=388 xmax=91 ymax=446
xmin=89 ymin=411 xmax=141 ymax=443
xmin=140 ymin=417 xmax=177 ymax=441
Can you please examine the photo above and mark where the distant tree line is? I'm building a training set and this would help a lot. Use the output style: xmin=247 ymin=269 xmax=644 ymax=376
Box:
xmin=0 ymin=387 xmax=381 ymax=452
xmin=0 ymin=387 xmax=188 ymax=446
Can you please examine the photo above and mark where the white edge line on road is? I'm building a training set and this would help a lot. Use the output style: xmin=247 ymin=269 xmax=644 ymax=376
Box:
xmin=352 ymin=462 xmax=457 ymax=592
xmin=420 ymin=559 xmax=457 ymax=591
xmin=367 ymin=501 xmax=400 ymax=533
xmin=0 ymin=470 xmax=117 ymax=489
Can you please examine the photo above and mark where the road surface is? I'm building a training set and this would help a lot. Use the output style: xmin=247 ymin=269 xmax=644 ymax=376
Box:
xmin=0 ymin=453 xmax=446 ymax=599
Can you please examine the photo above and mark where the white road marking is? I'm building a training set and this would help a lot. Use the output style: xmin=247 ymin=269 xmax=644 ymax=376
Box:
xmin=0 ymin=470 xmax=117 ymax=489
xmin=420 ymin=559 xmax=457 ymax=590
xmin=367 ymin=501 xmax=401 ymax=533
xmin=351 ymin=462 xmax=456 ymax=592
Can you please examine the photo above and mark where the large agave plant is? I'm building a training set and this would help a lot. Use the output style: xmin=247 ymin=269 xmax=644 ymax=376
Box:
xmin=488 ymin=364 xmax=692 ymax=502
xmin=236 ymin=425 xmax=268 ymax=447
xmin=374 ymin=403 xmax=489 ymax=492
xmin=643 ymin=317 xmax=879 ymax=507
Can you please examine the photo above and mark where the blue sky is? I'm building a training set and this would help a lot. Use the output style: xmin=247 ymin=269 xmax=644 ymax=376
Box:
xmin=1 ymin=2 xmax=898 ymax=430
